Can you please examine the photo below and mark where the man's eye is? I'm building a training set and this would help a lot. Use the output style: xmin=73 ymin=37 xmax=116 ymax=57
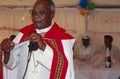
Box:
xmin=31 ymin=11 xmax=36 ymax=15
xmin=39 ymin=11 xmax=46 ymax=16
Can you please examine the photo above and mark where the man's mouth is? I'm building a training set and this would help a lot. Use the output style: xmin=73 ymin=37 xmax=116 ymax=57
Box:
xmin=34 ymin=20 xmax=43 ymax=25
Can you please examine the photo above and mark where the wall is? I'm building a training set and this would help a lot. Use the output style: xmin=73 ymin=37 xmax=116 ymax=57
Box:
xmin=0 ymin=7 xmax=86 ymax=42
xmin=0 ymin=7 xmax=120 ymax=51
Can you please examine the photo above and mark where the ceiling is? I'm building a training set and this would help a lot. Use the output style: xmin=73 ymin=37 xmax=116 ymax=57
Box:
xmin=0 ymin=0 xmax=120 ymax=8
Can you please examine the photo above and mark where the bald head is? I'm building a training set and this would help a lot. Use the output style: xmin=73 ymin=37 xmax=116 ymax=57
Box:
xmin=34 ymin=0 xmax=55 ymax=12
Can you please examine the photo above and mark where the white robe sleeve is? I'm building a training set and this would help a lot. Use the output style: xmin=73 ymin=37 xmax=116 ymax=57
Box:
xmin=4 ymin=41 xmax=29 ymax=69
xmin=4 ymin=48 xmax=20 ymax=69
xmin=3 ymin=32 xmax=27 ymax=69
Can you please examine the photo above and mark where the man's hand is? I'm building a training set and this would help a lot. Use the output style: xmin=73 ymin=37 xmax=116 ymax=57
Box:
xmin=30 ymin=32 xmax=46 ymax=51
xmin=1 ymin=38 xmax=15 ymax=64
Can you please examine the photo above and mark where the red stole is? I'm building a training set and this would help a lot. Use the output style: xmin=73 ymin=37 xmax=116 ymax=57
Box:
xmin=20 ymin=23 xmax=74 ymax=79
xmin=19 ymin=24 xmax=36 ymax=42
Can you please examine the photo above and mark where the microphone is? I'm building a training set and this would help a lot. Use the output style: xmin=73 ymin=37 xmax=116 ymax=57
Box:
xmin=28 ymin=31 xmax=39 ymax=60
xmin=29 ymin=41 xmax=38 ymax=52
xmin=28 ymin=41 xmax=38 ymax=61
xmin=29 ymin=31 xmax=39 ymax=52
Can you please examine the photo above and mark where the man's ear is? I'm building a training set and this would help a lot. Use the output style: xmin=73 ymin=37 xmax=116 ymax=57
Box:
xmin=51 ymin=12 xmax=55 ymax=18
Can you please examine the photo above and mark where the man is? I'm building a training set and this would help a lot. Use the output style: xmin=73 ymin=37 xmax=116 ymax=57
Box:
xmin=1 ymin=0 xmax=75 ymax=79
xmin=73 ymin=35 xmax=96 ymax=79
xmin=92 ymin=35 xmax=120 ymax=68
xmin=74 ymin=35 xmax=95 ymax=63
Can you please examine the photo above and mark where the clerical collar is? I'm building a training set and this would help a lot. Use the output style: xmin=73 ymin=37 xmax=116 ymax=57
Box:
xmin=36 ymin=21 xmax=54 ymax=34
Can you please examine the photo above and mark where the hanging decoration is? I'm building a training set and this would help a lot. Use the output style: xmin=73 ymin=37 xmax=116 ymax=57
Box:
xmin=79 ymin=0 xmax=96 ymax=16
xmin=79 ymin=0 xmax=88 ymax=8
xmin=80 ymin=8 xmax=87 ymax=16
xmin=87 ymin=2 xmax=95 ymax=10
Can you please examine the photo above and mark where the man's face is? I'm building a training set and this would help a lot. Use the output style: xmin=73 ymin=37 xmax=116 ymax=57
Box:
xmin=82 ymin=39 xmax=90 ymax=47
xmin=32 ymin=0 xmax=54 ymax=29
xmin=104 ymin=38 xmax=112 ymax=47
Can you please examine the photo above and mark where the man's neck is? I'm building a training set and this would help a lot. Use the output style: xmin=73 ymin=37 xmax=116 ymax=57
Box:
xmin=36 ymin=21 xmax=54 ymax=34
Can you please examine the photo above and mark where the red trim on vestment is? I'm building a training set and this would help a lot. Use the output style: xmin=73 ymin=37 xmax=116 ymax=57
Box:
xmin=55 ymin=40 xmax=68 ymax=79
xmin=19 ymin=23 xmax=73 ymax=42
xmin=45 ymin=40 xmax=58 ymax=78
xmin=45 ymin=39 xmax=68 ymax=79
xmin=45 ymin=23 xmax=73 ymax=39
xmin=19 ymin=24 xmax=36 ymax=43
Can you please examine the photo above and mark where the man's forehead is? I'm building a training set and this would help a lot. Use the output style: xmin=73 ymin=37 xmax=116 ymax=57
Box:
xmin=33 ymin=0 xmax=50 ymax=9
